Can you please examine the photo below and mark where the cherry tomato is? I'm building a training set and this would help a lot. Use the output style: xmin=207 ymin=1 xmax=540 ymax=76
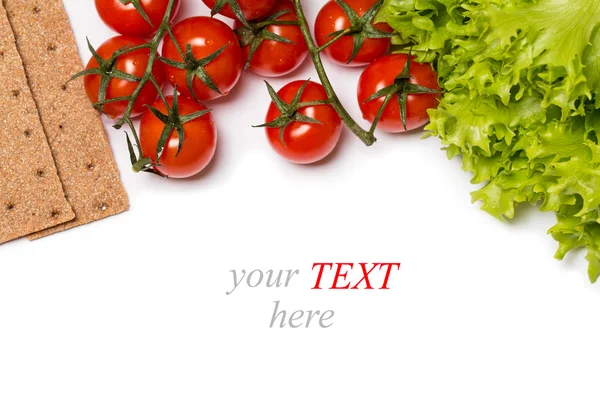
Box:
xmin=161 ymin=17 xmax=244 ymax=101
xmin=357 ymin=54 xmax=440 ymax=133
xmin=140 ymin=95 xmax=217 ymax=178
xmin=234 ymin=0 xmax=308 ymax=77
xmin=314 ymin=0 xmax=393 ymax=67
xmin=265 ymin=81 xmax=342 ymax=164
xmin=95 ymin=0 xmax=180 ymax=37
xmin=202 ymin=0 xmax=276 ymax=21
xmin=84 ymin=36 xmax=165 ymax=119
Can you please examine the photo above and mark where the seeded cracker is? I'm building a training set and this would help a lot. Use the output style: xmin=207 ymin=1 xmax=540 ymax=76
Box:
xmin=2 ymin=0 xmax=129 ymax=239
xmin=0 ymin=3 xmax=74 ymax=244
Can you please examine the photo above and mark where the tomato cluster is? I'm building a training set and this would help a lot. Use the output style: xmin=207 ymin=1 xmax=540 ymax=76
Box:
xmin=84 ymin=0 xmax=439 ymax=179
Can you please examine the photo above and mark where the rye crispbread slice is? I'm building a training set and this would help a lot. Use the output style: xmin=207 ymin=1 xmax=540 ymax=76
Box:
xmin=2 ymin=0 xmax=130 ymax=239
xmin=0 ymin=3 xmax=74 ymax=244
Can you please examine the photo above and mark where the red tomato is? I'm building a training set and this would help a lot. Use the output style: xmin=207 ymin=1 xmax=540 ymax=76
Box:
xmin=314 ymin=0 xmax=393 ymax=66
xmin=234 ymin=0 xmax=308 ymax=77
xmin=161 ymin=17 xmax=244 ymax=101
xmin=265 ymin=81 xmax=342 ymax=164
xmin=84 ymin=36 xmax=165 ymax=118
xmin=357 ymin=54 xmax=440 ymax=133
xmin=95 ymin=0 xmax=180 ymax=37
xmin=202 ymin=0 xmax=276 ymax=21
xmin=140 ymin=95 xmax=217 ymax=178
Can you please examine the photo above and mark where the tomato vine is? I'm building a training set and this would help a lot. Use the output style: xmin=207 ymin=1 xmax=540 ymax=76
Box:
xmin=76 ymin=0 xmax=393 ymax=175
xmin=291 ymin=0 xmax=378 ymax=146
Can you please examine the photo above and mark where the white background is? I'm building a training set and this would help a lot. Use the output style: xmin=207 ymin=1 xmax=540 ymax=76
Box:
xmin=1 ymin=1 xmax=599 ymax=399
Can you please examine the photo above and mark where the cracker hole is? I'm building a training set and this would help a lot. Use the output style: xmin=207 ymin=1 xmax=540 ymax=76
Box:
xmin=61 ymin=84 xmax=67 ymax=91
xmin=87 ymin=162 xmax=95 ymax=171
xmin=0 ymin=51 xmax=4 ymax=58
xmin=36 ymin=169 xmax=45 ymax=178
xmin=58 ymin=124 xmax=64 ymax=130
xmin=33 ymin=6 xmax=41 ymax=14
xmin=24 ymin=130 xmax=31 ymax=138
xmin=47 ymin=44 xmax=57 ymax=52
xmin=99 ymin=203 xmax=109 ymax=212
xmin=6 ymin=203 xmax=14 ymax=211
xmin=50 ymin=210 xmax=61 ymax=219
xmin=12 ymin=90 xmax=20 ymax=98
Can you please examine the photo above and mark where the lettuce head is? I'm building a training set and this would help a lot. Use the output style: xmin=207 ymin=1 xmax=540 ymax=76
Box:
xmin=380 ymin=0 xmax=600 ymax=281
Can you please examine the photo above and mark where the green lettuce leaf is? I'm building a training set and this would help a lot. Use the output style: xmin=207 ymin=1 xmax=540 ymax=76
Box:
xmin=381 ymin=0 xmax=600 ymax=281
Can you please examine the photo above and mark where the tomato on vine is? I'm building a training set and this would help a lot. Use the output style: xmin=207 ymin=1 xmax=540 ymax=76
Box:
xmin=139 ymin=94 xmax=217 ymax=179
xmin=314 ymin=0 xmax=394 ymax=67
xmin=234 ymin=0 xmax=308 ymax=78
xmin=82 ymin=35 xmax=165 ymax=119
xmin=95 ymin=0 xmax=181 ymax=37
xmin=357 ymin=53 xmax=440 ymax=133
xmin=202 ymin=0 xmax=276 ymax=22
xmin=161 ymin=17 xmax=244 ymax=102
xmin=260 ymin=80 xmax=342 ymax=164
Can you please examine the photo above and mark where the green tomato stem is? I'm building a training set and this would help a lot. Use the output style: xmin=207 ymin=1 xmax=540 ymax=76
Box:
xmin=316 ymin=28 xmax=352 ymax=53
xmin=114 ymin=0 xmax=178 ymax=130
xmin=132 ymin=157 xmax=153 ymax=173
xmin=291 ymin=0 xmax=376 ymax=146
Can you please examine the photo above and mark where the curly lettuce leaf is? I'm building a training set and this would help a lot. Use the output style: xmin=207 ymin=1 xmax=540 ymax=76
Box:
xmin=583 ymin=24 xmax=600 ymax=108
xmin=381 ymin=0 xmax=600 ymax=281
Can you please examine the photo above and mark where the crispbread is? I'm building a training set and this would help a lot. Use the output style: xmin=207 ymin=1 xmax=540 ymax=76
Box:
xmin=0 ymin=3 xmax=74 ymax=244
xmin=2 ymin=0 xmax=129 ymax=239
